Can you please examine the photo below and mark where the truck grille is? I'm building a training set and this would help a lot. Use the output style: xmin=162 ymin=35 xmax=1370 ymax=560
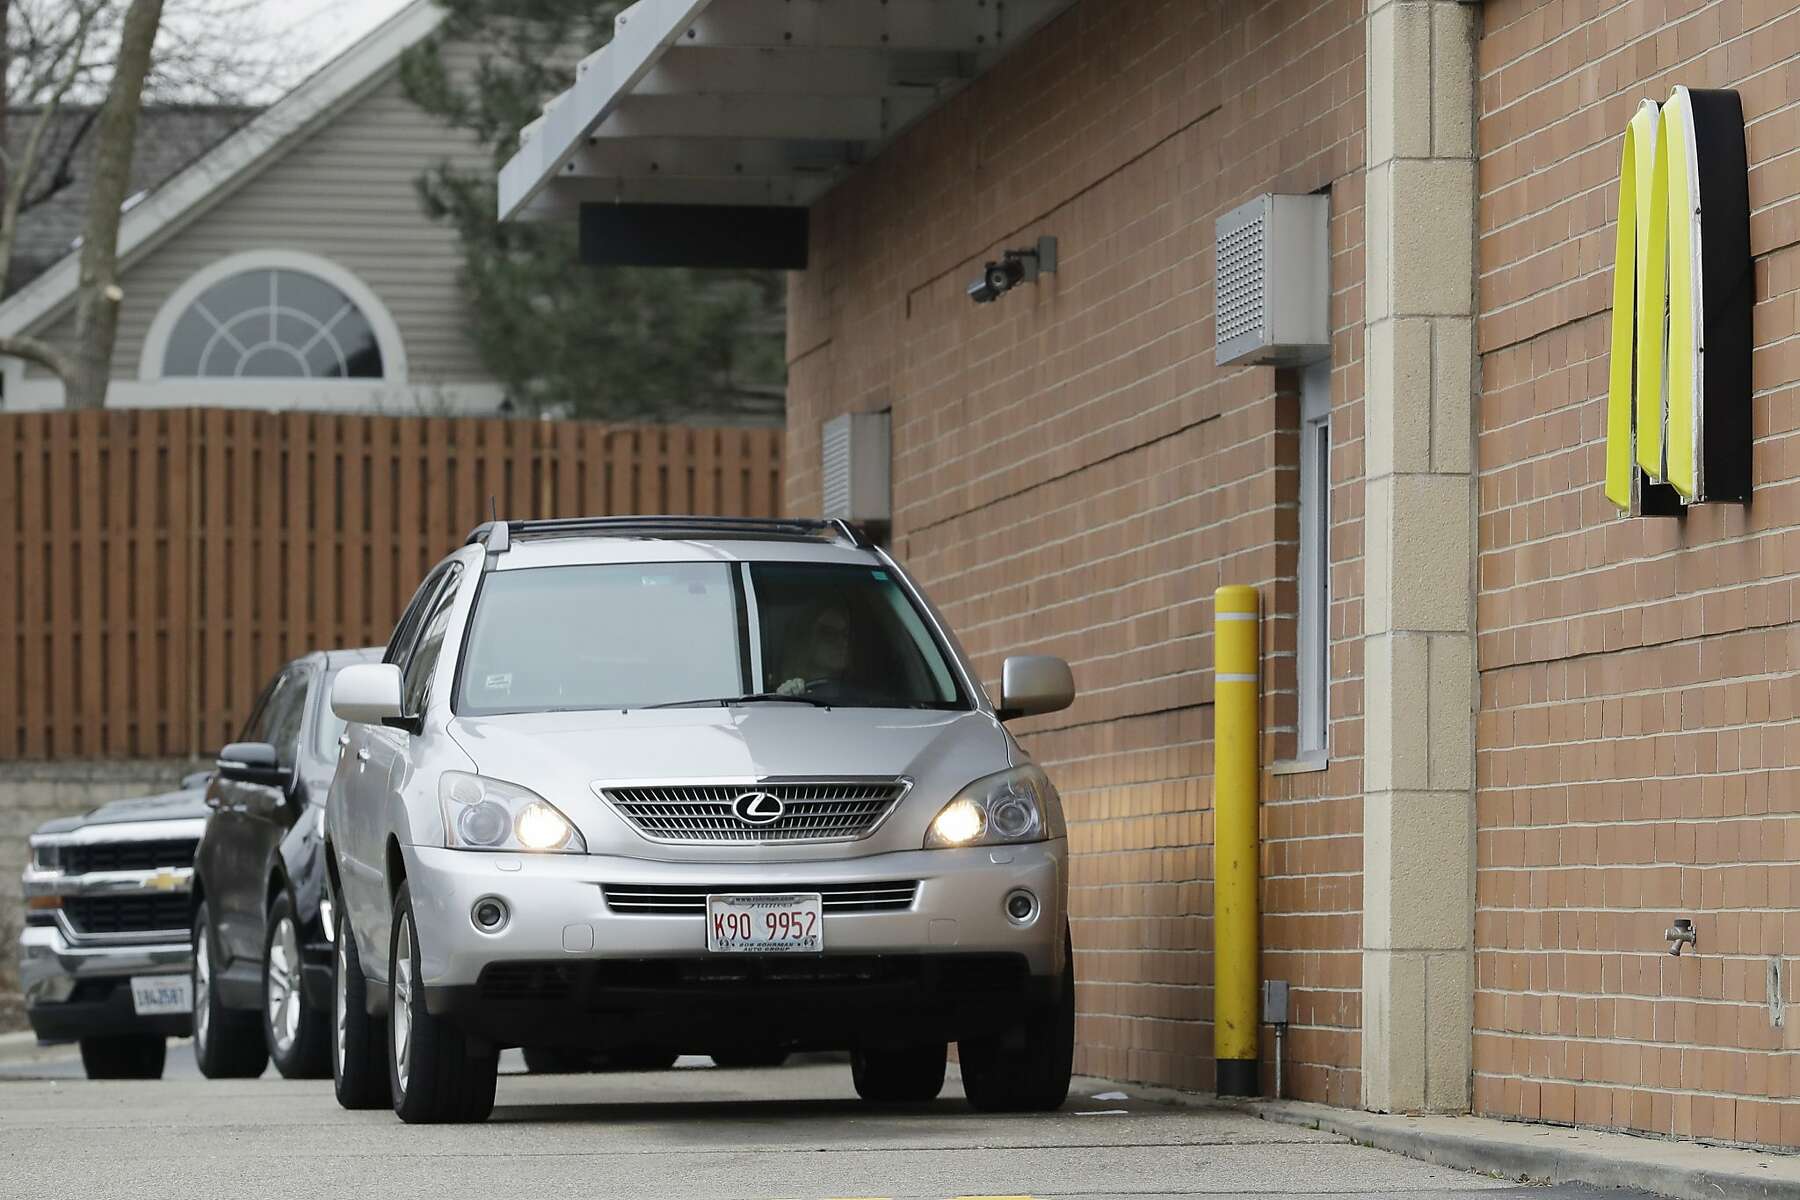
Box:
xmin=596 ymin=780 xmax=908 ymax=843
xmin=603 ymin=881 xmax=919 ymax=915
xmin=60 ymin=839 xmax=197 ymax=875
xmin=63 ymin=895 xmax=190 ymax=937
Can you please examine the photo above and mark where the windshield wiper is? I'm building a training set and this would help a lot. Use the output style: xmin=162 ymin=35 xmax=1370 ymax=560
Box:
xmin=643 ymin=692 xmax=831 ymax=709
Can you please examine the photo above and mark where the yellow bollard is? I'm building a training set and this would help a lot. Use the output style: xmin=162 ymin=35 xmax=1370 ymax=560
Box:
xmin=1212 ymin=584 xmax=1260 ymax=1097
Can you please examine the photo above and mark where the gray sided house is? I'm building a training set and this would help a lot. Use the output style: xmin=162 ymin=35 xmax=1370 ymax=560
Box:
xmin=0 ymin=2 xmax=504 ymax=415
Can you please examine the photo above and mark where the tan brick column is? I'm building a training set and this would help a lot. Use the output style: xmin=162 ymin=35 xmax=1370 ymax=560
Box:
xmin=1361 ymin=0 xmax=1478 ymax=1113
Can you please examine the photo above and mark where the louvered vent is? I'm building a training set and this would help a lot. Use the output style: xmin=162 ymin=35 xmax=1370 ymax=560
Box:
xmin=822 ymin=418 xmax=853 ymax=519
xmin=1214 ymin=194 xmax=1331 ymax=368
xmin=1216 ymin=210 xmax=1266 ymax=350
xmin=820 ymin=412 xmax=890 ymax=525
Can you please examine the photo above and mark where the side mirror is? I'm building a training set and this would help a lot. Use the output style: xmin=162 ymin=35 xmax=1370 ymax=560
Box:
xmin=217 ymin=742 xmax=288 ymax=788
xmin=997 ymin=655 xmax=1075 ymax=720
xmin=332 ymin=662 xmax=405 ymax=725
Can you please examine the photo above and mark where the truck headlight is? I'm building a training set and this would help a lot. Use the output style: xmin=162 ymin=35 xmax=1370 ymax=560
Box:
xmin=29 ymin=841 xmax=58 ymax=871
xmin=924 ymin=765 xmax=1064 ymax=849
xmin=439 ymin=772 xmax=586 ymax=853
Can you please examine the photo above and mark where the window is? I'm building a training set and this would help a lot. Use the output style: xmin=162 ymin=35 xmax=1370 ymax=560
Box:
xmin=1296 ymin=359 xmax=1332 ymax=758
xmin=455 ymin=562 xmax=966 ymax=716
xmin=401 ymin=566 xmax=463 ymax=716
xmin=162 ymin=268 xmax=383 ymax=379
xmin=264 ymin=667 xmax=310 ymax=768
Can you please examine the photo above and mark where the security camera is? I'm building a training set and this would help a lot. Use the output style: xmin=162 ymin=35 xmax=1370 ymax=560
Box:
xmin=966 ymin=236 xmax=1058 ymax=306
xmin=968 ymin=275 xmax=1001 ymax=304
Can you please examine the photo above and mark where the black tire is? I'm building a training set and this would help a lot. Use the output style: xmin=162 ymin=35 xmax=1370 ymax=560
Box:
xmin=79 ymin=1035 xmax=166 ymax=1080
xmin=522 ymin=1046 xmax=587 ymax=1075
xmin=852 ymin=1042 xmax=946 ymax=1103
xmin=191 ymin=901 xmax=269 ymax=1079
xmin=388 ymin=882 xmax=498 ymax=1123
xmin=709 ymin=1048 xmax=790 ymax=1069
xmin=331 ymin=895 xmax=391 ymax=1109
xmin=958 ymin=927 xmax=1075 ymax=1113
xmin=263 ymin=891 xmax=330 ymax=1079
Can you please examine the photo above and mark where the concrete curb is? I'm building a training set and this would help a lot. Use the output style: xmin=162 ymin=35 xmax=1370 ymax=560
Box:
xmin=1240 ymin=1098 xmax=1800 ymax=1200
xmin=1058 ymin=1073 xmax=1799 ymax=1200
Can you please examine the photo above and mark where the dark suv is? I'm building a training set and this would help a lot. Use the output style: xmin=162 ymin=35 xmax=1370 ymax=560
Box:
xmin=190 ymin=647 xmax=379 ymax=1078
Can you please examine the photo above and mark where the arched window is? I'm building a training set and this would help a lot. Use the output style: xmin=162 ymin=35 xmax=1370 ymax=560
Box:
xmin=160 ymin=267 xmax=384 ymax=379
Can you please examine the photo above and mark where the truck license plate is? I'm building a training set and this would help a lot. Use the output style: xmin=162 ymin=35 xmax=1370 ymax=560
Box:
xmin=705 ymin=894 xmax=823 ymax=954
xmin=129 ymin=974 xmax=192 ymax=1015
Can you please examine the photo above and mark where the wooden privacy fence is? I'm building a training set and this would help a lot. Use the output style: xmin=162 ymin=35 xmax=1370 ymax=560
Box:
xmin=0 ymin=409 xmax=783 ymax=760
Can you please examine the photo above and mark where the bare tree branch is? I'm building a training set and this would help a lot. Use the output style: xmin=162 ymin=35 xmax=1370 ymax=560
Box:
xmin=0 ymin=330 xmax=73 ymax=377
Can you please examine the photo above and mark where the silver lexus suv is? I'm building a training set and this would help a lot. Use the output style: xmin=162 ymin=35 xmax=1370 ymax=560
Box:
xmin=325 ymin=516 xmax=1076 ymax=1123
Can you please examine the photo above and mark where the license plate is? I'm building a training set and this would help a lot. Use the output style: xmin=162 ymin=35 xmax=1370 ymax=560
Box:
xmin=705 ymin=893 xmax=823 ymax=954
xmin=129 ymin=974 xmax=192 ymax=1015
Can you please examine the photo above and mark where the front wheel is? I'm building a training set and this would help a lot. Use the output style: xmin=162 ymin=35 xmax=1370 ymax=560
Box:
xmin=388 ymin=882 xmax=497 ymax=1123
xmin=958 ymin=927 xmax=1075 ymax=1112
xmin=192 ymin=901 xmax=268 ymax=1079
xmin=331 ymin=895 xmax=390 ymax=1109
xmin=264 ymin=892 xmax=329 ymax=1079
xmin=79 ymin=1035 xmax=165 ymax=1079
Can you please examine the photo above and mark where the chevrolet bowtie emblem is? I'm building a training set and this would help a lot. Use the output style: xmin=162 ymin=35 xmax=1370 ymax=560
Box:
xmin=144 ymin=868 xmax=186 ymax=893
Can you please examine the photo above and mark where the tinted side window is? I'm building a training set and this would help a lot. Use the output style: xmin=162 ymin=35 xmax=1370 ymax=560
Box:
xmin=265 ymin=667 xmax=309 ymax=768
xmin=385 ymin=566 xmax=448 ymax=666
xmin=237 ymin=676 xmax=279 ymax=743
xmin=402 ymin=565 xmax=462 ymax=716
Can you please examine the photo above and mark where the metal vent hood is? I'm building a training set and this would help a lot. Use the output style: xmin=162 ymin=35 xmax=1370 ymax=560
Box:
xmin=498 ymin=0 xmax=1078 ymax=232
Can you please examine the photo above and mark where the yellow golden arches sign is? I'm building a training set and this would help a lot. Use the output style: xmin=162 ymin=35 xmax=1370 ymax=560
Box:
xmin=1605 ymin=86 xmax=1751 ymax=515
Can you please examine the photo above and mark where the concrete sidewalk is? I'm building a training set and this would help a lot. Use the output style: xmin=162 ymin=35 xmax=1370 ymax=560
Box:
xmin=1058 ymin=1072 xmax=1798 ymax=1200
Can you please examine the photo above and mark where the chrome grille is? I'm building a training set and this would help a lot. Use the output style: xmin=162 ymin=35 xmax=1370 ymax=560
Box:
xmin=603 ymin=881 xmax=919 ymax=915
xmin=61 ymin=839 xmax=196 ymax=875
xmin=595 ymin=779 xmax=908 ymax=844
xmin=63 ymin=895 xmax=190 ymax=937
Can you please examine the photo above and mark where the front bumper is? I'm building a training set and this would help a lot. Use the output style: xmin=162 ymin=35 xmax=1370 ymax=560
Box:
xmin=18 ymin=924 xmax=192 ymax=1040
xmin=404 ymin=840 xmax=1067 ymax=987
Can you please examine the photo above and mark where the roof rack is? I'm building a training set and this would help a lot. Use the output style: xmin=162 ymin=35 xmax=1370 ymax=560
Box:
xmin=464 ymin=516 xmax=870 ymax=554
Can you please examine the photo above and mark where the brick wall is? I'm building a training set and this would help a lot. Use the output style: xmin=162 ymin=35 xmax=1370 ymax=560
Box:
xmin=1476 ymin=1 xmax=1800 ymax=1147
xmin=787 ymin=0 xmax=1367 ymax=1104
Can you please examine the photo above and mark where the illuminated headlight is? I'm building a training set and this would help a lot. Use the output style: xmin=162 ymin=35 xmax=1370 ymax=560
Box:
xmin=440 ymin=772 xmax=586 ymax=853
xmin=924 ymin=765 xmax=1065 ymax=849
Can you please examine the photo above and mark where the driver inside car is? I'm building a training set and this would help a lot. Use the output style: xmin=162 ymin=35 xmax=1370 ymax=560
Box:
xmin=774 ymin=603 xmax=853 ymax=696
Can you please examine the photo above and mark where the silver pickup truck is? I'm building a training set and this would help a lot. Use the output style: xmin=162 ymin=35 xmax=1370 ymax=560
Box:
xmin=18 ymin=771 xmax=211 ymax=1079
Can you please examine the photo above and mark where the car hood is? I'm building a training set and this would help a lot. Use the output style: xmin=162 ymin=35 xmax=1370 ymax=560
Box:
xmin=447 ymin=707 xmax=1015 ymax=863
xmin=33 ymin=785 xmax=210 ymax=836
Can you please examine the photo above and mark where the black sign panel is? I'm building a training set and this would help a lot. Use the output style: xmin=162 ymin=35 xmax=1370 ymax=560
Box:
xmin=579 ymin=204 xmax=810 ymax=270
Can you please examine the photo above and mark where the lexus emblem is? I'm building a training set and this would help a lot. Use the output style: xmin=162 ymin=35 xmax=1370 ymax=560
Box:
xmin=732 ymin=790 xmax=785 ymax=825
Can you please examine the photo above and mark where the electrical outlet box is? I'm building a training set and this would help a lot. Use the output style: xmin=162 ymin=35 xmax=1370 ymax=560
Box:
xmin=1262 ymin=978 xmax=1290 ymax=1026
xmin=821 ymin=411 xmax=890 ymax=526
xmin=1215 ymin=193 xmax=1331 ymax=368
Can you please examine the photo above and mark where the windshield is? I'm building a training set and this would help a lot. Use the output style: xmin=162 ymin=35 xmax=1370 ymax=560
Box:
xmin=456 ymin=561 xmax=967 ymax=715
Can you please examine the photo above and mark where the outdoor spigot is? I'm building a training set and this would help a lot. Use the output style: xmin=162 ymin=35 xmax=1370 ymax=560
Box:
xmin=1665 ymin=918 xmax=1697 ymax=957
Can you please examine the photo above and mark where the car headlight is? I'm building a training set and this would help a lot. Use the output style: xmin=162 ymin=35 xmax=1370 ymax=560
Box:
xmin=924 ymin=765 xmax=1065 ymax=849
xmin=439 ymin=772 xmax=586 ymax=853
xmin=28 ymin=841 xmax=58 ymax=871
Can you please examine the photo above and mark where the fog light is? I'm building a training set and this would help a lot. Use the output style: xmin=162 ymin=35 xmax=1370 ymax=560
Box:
xmin=1004 ymin=889 xmax=1038 ymax=924
xmin=472 ymin=897 xmax=509 ymax=932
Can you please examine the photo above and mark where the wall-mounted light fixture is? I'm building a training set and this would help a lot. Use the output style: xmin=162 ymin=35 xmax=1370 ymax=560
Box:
xmin=968 ymin=236 xmax=1057 ymax=304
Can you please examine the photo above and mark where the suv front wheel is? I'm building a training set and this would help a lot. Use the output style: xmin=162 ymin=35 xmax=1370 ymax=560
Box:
xmin=388 ymin=882 xmax=497 ymax=1123
xmin=264 ymin=892 xmax=329 ymax=1078
xmin=958 ymin=927 xmax=1075 ymax=1112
